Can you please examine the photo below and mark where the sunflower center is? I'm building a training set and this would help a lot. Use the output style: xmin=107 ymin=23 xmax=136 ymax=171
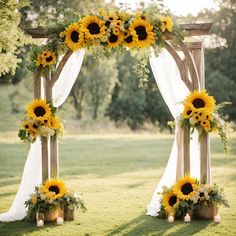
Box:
xmin=46 ymin=56 xmax=52 ymax=62
xmin=125 ymin=35 xmax=133 ymax=43
xmin=105 ymin=21 xmax=111 ymax=27
xmin=49 ymin=185 xmax=60 ymax=195
xmin=181 ymin=183 xmax=193 ymax=195
xmin=25 ymin=124 xmax=29 ymax=129
xmin=168 ymin=196 xmax=177 ymax=206
xmin=87 ymin=23 xmax=100 ymax=35
xmin=34 ymin=106 xmax=46 ymax=117
xmin=199 ymin=192 xmax=204 ymax=197
xmin=192 ymin=98 xmax=205 ymax=108
xmin=71 ymin=31 xmax=79 ymax=42
xmin=135 ymin=26 xmax=148 ymax=40
xmin=187 ymin=110 xmax=192 ymax=115
xmin=109 ymin=34 xmax=118 ymax=43
xmin=33 ymin=124 xmax=38 ymax=129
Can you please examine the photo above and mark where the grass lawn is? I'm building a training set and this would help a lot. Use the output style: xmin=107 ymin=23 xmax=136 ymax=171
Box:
xmin=0 ymin=134 xmax=235 ymax=236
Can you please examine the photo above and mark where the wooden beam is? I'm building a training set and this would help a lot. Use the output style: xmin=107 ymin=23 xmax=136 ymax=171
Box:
xmin=23 ymin=23 xmax=213 ymax=38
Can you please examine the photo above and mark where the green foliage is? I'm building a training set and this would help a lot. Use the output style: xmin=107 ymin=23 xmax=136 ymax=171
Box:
xmin=0 ymin=0 xmax=31 ymax=77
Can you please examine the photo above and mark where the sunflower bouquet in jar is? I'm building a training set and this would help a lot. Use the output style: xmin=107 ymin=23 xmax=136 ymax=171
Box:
xmin=181 ymin=89 xmax=230 ymax=153
xmin=25 ymin=178 xmax=86 ymax=222
xmin=18 ymin=98 xmax=63 ymax=143
xmin=158 ymin=176 xmax=229 ymax=219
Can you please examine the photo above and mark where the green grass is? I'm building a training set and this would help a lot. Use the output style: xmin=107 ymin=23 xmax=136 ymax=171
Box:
xmin=0 ymin=134 xmax=236 ymax=236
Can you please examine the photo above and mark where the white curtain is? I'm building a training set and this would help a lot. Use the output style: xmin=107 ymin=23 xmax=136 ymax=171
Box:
xmin=0 ymin=49 xmax=85 ymax=222
xmin=146 ymin=49 xmax=200 ymax=216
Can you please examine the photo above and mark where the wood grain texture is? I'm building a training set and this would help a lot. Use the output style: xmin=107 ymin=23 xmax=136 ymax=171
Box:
xmin=24 ymin=23 xmax=213 ymax=38
xmin=41 ymin=137 xmax=49 ymax=182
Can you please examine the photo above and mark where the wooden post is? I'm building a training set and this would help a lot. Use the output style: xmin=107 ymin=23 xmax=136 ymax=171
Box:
xmin=191 ymin=43 xmax=211 ymax=184
xmin=45 ymin=70 xmax=59 ymax=179
xmin=183 ymin=124 xmax=190 ymax=175
xmin=41 ymin=137 xmax=49 ymax=183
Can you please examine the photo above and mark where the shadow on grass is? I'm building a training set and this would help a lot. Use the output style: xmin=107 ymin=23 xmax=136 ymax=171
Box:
xmin=107 ymin=214 xmax=211 ymax=236
xmin=0 ymin=221 xmax=57 ymax=236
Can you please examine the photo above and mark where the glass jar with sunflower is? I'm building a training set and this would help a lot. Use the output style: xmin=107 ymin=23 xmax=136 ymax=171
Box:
xmin=25 ymin=178 xmax=86 ymax=222
xmin=180 ymin=90 xmax=230 ymax=153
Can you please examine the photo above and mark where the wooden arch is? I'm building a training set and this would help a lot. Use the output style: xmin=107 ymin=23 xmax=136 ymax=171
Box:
xmin=26 ymin=22 xmax=212 ymax=184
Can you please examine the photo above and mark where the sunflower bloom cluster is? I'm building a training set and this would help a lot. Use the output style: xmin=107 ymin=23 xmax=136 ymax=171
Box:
xmin=60 ymin=9 xmax=174 ymax=51
xmin=160 ymin=176 xmax=229 ymax=217
xmin=25 ymin=178 xmax=86 ymax=221
xmin=35 ymin=50 xmax=57 ymax=68
xmin=182 ymin=90 xmax=216 ymax=132
xmin=18 ymin=99 xmax=63 ymax=143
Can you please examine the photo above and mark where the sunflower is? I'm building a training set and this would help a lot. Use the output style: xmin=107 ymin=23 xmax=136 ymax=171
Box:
xmin=162 ymin=192 xmax=179 ymax=215
xmin=26 ymin=98 xmax=52 ymax=120
xmin=80 ymin=15 xmax=106 ymax=40
xmin=129 ymin=18 xmax=155 ymax=48
xmin=64 ymin=22 xmax=83 ymax=51
xmin=107 ymin=31 xmax=124 ymax=48
xmin=183 ymin=90 xmax=215 ymax=113
xmin=22 ymin=120 xmax=31 ymax=131
xmin=50 ymin=116 xmax=61 ymax=129
xmin=182 ymin=104 xmax=195 ymax=119
xmin=38 ymin=50 xmax=57 ymax=67
xmin=173 ymin=176 xmax=198 ymax=201
xmin=40 ymin=178 xmax=68 ymax=200
xmin=192 ymin=112 xmax=203 ymax=123
xmin=200 ymin=119 xmax=211 ymax=132
xmin=161 ymin=16 xmax=173 ymax=32
xmin=124 ymin=32 xmax=136 ymax=48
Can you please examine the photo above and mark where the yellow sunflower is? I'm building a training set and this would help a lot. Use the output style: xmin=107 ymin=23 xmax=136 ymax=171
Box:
xmin=26 ymin=98 xmax=52 ymax=120
xmin=64 ymin=22 xmax=83 ymax=51
xmin=22 ymin=120 xmax=31 ymax=130
xmin=50 ymin=116 xmax=61 ymax=129
xmin=183 ymin=90 xmax=215 ymax=113
xmin=39 ymin=50 xmax=57 ymax=67
xmin=161 ymin=16 xmax=173 ymax=32
xmin=162 ymin=192 xmax=179 ymax=215
xmin=182 ymin=104 xmax=195 ymax=119
xmin=200 ymin=119 xmax=211 ymax=132
xmin=124 ymin=32 xmax=136 ymax=48
xmin=129 ymin=18 xmax=155 ymax=48
xmin=173 ymin=176 xmax=198 ymax=201
xmin=40 ymin=178 xmax=68 ymax=200
xmin=107 ymin=32 xmax=124 ymax=48
xmin=80 ymin=15 xmax=106 ymax=40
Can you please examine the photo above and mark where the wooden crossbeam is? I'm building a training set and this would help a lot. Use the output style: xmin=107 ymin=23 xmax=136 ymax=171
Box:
xmin=23 ymin=23 xmax=213 ymax=38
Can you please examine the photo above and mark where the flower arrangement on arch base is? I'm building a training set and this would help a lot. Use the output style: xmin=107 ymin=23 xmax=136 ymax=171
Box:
xmin=158 ymin=176 xmax=229 ymax=220
xmin=25 ymin=178 xmax=86 ymax=223
xmin=18 ymin=98 xmax=63 ymax=143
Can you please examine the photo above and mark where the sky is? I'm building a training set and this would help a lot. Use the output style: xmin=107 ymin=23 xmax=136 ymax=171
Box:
xmin=105 ymin=0 xmax=217 ymax=16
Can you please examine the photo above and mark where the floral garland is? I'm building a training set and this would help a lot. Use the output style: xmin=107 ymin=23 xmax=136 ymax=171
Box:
xmin=159 ymin=176 xmax=229 ymax=218
xmin=180 ymin=90 xmax=230 ymax=153
xmin=30 ymin=4 xmax=183 ymax=88
xmin=18 ymin=98 xmax=63 ymax=143
xmin=25 ymin=178 xmax=86 ymax=221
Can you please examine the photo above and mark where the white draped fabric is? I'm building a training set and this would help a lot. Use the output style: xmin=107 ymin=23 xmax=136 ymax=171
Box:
xmin=0 ymin=49 xmax=85 ymax=222
xmin=146 ymin=49 xmax=200 ymax=216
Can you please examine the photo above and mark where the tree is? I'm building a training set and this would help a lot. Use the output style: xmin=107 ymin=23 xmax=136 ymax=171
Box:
xmin=0 ymin=0 xmax=31 ymax=77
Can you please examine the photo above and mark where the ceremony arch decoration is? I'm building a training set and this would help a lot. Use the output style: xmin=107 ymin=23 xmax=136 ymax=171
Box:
xmin=27 ymin=22 xmax=212 ymax=184
xmin=0 ymin=5 xmax=218 ymax=221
